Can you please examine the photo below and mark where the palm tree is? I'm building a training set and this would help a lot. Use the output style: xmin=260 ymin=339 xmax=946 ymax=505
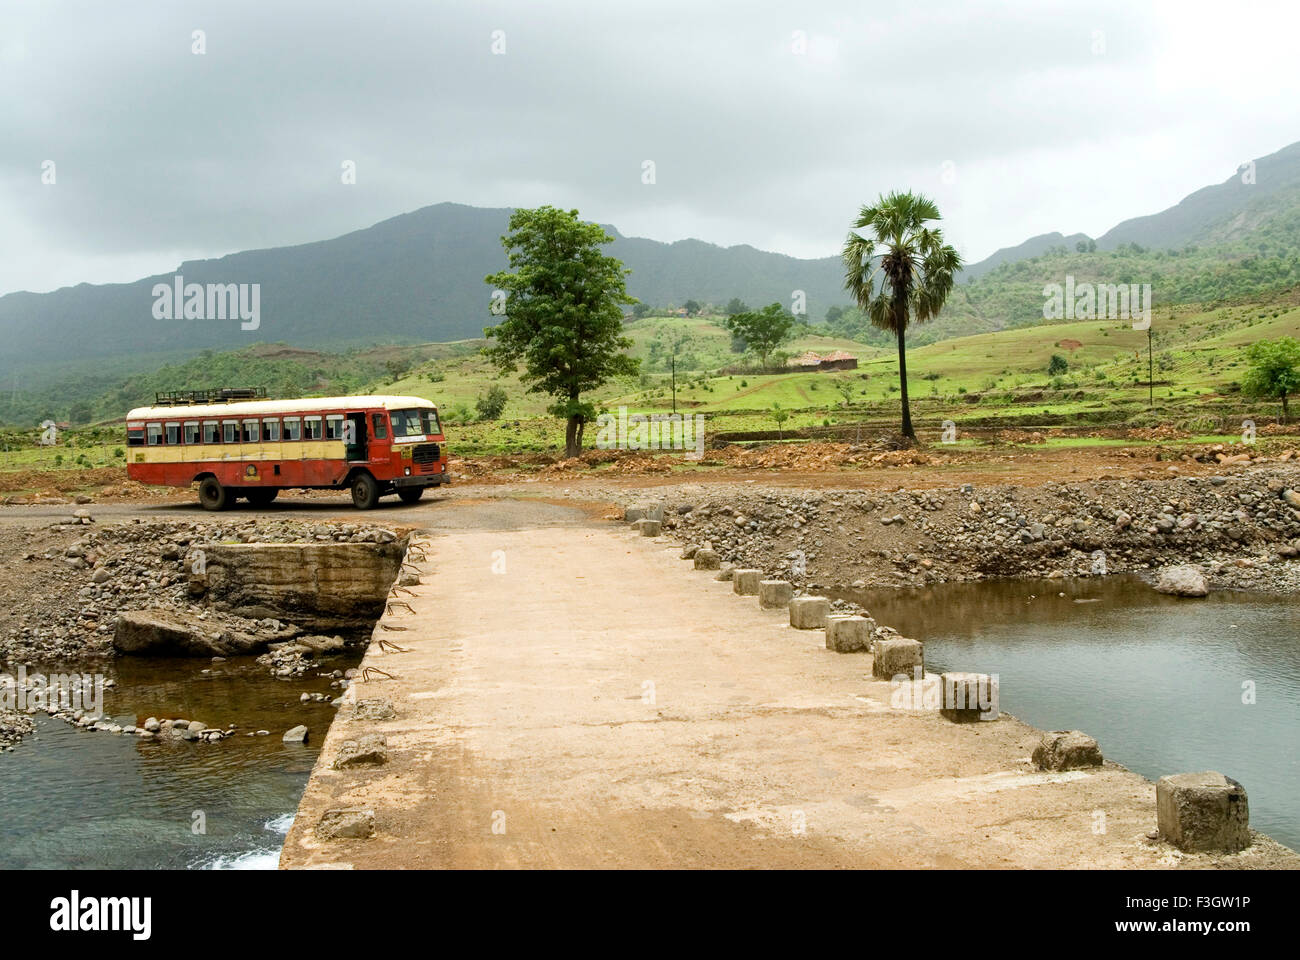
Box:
xmin=841 ymin=192 xmax=962 ymax=442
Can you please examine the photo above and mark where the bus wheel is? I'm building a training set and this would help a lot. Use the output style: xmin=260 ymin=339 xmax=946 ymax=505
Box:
xmin=198 ymin=477 xmax=229 ymax=511
xmin=350 ymin=472 xmax=380 ymax=510
xmin=245 ymin=488 xmax=279 ymax=507
xmin=397 ymin=486 xmax=424 ymax=505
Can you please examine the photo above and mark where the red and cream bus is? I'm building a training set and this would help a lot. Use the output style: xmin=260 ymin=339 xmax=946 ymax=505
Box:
xmin=125 ymin=391 xmax=449 ymax=510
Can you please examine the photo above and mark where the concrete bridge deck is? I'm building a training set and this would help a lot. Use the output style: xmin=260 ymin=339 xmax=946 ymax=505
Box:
xmin=280 ymin=504 xmax=1299 ymax=869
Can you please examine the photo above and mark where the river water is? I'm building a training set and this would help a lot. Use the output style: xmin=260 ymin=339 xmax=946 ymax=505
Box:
xmin=0 ymin=650 xmax=361 ymax=869
xmin=3 ymin=576 xmax=1297 ymax=866
xmin=837 ymin=575 xmax=1300 ymax=851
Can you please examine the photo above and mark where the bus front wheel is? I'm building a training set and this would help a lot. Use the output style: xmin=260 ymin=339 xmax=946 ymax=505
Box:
xmin=350 ymin=472 xmax=380 ymax=510
xmin=198 ymin=477 xmax=229 ymax=511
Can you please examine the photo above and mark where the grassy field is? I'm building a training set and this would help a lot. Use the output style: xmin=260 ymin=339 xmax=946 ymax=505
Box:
xmin=4 ymin=294 xmax=1298 ymax=465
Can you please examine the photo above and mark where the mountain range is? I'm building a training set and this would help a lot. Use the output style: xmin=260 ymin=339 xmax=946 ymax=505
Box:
xmin=3 ymin=139 xmax=1300 ymax=379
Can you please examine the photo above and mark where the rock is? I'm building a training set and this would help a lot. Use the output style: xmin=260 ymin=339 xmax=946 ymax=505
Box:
xmin=91 ymin=567 xmax=113 ymax=583
xmin=1156 ymin=772 xmax=1250 ymax=853
xmin=1032 ymin=730 xmax=1103 ymax=771
xmin=1283 ymin=489 xmax=1300 ymax=509
xmin=282 ymin=724 xmax=309 ymax=743
xmin=143 ymin=717 xmax=161 ymax=733
xmin=333 ymin=734 xmax=388 ymax=768
xmin=316 ymin=808 xmax=376 ymax=840
xmin=352 ymin=697 xmax=396 ymax=721
xmin=1154 ymin=565 xmax=1209 ymax=598
xmin=680 ymin=544 xmax=699 ymax=560
xmin=623 ymin=506 xmax=647 ymax=523
xmin=715 ymin=564 xmax=735 ymax=581
xmin=113 ymin=609 xmax=275 ymax=657
xmin=693 ymin=548 xmax=720 ymax=570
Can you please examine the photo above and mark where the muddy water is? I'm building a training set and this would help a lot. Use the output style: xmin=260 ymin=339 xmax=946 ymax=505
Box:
xmin=834 ymin=576 xmax=1300 ymax=851
xmin=0 ymin=649 xmax=363 ymax=869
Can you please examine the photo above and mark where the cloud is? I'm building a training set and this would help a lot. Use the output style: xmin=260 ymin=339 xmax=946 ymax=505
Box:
xmin=2 ymin=0 xmax=1298 ymax=294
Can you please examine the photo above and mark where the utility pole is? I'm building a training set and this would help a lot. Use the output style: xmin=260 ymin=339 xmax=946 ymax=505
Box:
xmin=671 ymin=355 xmax=677 ymax=415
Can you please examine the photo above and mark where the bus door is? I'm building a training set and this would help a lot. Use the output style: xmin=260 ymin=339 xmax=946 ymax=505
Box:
xmin=344 ymin=412 xmax=369 ymax=461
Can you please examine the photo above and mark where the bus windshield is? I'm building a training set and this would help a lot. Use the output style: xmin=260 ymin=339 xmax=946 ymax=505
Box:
xmin=390 ymin=408 xmax=441 ymax=438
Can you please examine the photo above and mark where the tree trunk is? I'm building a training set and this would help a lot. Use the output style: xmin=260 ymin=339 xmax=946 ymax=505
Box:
xmin=565 ymin=415 xmax=585 ymax=458
xmin=896 ymin=325 xmax=915 ymax=441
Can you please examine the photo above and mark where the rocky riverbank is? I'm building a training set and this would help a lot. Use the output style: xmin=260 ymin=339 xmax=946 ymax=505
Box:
xmin=607 ymin=464 xmax=1300 ymax=595
xmin=0 ymin=514 xmax=406 ymax=666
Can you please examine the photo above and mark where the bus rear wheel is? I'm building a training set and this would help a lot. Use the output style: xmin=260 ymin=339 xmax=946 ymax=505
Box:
xmin=198 ymin=477 xmax=229 ymax=511
xmin=350 ymin=472 xmax=380 ymax=510
xmin=245 ymin=488 xmax=279 ymax=507
xmin=397 ymin=486 xmax=425 ymax=504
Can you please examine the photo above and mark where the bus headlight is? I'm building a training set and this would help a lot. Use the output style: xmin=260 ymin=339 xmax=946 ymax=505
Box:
xmin=404 ymin=467 xmax=411 ymax=476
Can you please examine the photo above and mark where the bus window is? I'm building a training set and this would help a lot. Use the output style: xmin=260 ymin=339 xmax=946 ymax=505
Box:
xmin=242 ymin=419 xmax=260 ymax=443
xmin=203 ymin=421 xmax=220 ymax=444
xmin=165 ymin=422 xmax=181 ymax=445
xmin=283 ymin=417 xmax=301 ymax=441
xmin=184 ymin=421 xmax=200 ymax=444
xmin=325 ymin=414 xmax=345 ymax=440
xmin=222 ymin=421 xmax=238 ymax=443
xmin=262 ymin=418 xmax=280 ymax=441
xmin=146 ymin=423 xmax=163 ymax=445
xmin=371 ymin=412 xmax=389 ymax=439
xmin=127 ymin=423 xmax=145 ymax=446
xmin=390 ymin=408 xmax=440 ymax=437
xmin=303 ymin=416 xmax=323 ymax=440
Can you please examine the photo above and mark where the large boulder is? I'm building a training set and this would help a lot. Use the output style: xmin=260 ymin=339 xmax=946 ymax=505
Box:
xmin=1154 ymin=565 xmax=1210 ymax=598
xmin=112 ymin=609 xmax=284 ymax=657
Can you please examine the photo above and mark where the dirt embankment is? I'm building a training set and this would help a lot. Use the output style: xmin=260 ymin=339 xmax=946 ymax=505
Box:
xmin=593 ymin=465 xmax=1300 ymax=594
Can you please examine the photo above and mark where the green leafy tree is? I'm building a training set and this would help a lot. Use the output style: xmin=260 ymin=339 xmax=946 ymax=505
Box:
xmin=631 ymin=303 xmax=651 ymax=319
xmin=834 ymin=378 xmax=856 ymax=407
xmin=770 ymin=402 xmax=789 ymax=439
xmin=1047 ymin=354 xmax=1069 ymax=376
xmin=684 ymin=299 xmax=701 ymax=317
xmin=475 ymin=384 xmax=509 ymax=420
xmin=841 ymin=191 xmax=962 ymax=441
xmin=725 ymin=297 xmax=748 ymax=316
xmin=1242 ymin=336 xmax=1300 ymax=421
xmin=484 ymin=206 xmax=639 ymax=456
xmin=724 ymin=303 xmax=794 ymax=370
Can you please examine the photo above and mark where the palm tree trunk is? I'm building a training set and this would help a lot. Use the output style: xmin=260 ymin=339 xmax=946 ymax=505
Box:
xmin=896 ymin=326 xmax=915 ymax=441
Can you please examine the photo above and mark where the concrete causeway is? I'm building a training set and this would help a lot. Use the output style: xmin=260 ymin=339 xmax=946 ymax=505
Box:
xmin=280 ymin=505 xmax=1300 ymax=869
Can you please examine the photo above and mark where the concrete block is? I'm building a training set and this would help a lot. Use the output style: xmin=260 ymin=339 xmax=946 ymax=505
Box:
xmin=715 ymin=564 xmax=735 ymax=581
xmin=789 ymin=596 xmax=830 ymax=630
xmin=938 ymin=671 xmax=998 ymax=722
xmin=826 ymin=615 xmax=873 ymax=653
xmin=872 ymin=637 xmax=924 ymax=677
xmin=758 ymin=580 xmax=793 ymax=609
xmin=1033 ymin=730 xmax=1102 ymax=771
xmin=732 ymin=569 xmax=762 ymax=596
xmin=316 ymin=808 xmax=375 ymax=840
xmin=1156 ymin=772 xmax=1251 ymax=852
xmin=635 ymin=519 xmax=662 ymax=537
xmin=645 ymin=503 xmax=665 ymax=523
xmin=624 ymin=506 xmax=646 ymax=523
xmin=693 ymin=548 xmax=720 ymax=570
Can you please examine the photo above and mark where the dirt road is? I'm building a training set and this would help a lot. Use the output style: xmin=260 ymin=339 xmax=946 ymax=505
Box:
xmin=280 ymin=500 xmax=1298 ymax=869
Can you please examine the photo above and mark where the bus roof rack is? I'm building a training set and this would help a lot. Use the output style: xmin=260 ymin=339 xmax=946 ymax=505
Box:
xmin=154 ymin=387 xmax=268 ymax=406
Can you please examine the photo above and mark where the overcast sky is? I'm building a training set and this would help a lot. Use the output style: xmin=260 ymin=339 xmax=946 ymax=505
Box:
xmin=3 ymin=0 xmax=1299 ymax=295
